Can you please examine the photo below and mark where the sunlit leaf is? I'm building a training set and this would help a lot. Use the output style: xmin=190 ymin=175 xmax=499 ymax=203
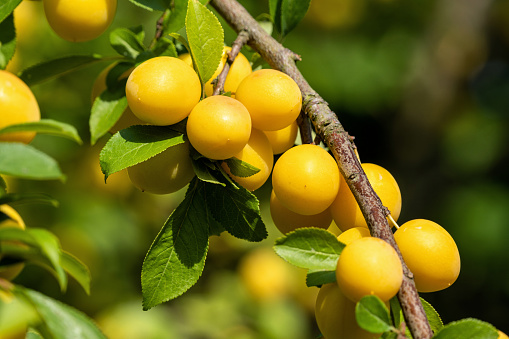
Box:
xmin=355 ymin=295 xmax=392 ymax=333
xmin=0 ymin=119 xmax=82 ymax=144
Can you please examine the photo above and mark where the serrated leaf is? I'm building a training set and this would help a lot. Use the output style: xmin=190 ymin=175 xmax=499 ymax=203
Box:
xmin=0 ymin=13 xmax=16 ymax=70
xmin=19 ymin=55 xmax=104 ymax=87
xmin=191 ymin=159 xmax=225 ymax=186
xmin=0 ymin=0 xmax=22 ymax=23
xmin=185 ymin=0 xmax=224 ymax=85
xmin=0 ymin=119 xmax=82 ymax=144
xmin=305 ymin=269 xmax=336 ymax=287
xmin=110 ymin=27 xmax=146 ymax=59
xmin=356 ymin=295 xmax=393 ymax=334
xmin=0 ymin=228 xmax=67 ymax=291
xmin=224 ymin=158 xmax=260 ymax=178
xmin=206 ymin=177 xmax=267 ymax=242
xmin=420 ymin=297 xmax=443 ymax=333
xmin=274 ymin=228 xmax=344 ymax=270
xmin=0 ymin=193 xmax=58 ymax=207
xmin=14 ymin=287 xmax=107 ymax=339
xmin=100 ymin=125 xmax=185 ymax=179
xmin=142 ymin=178 xmax=209 ymax=310
xmin=0 ymin=143 xmax=64 ymax=181
xmin=433 ymin=318 xmax=498 ymax=339
xmin=128 ymin=0 xmax=171 ymax=11
xmin=89 ymin=80 xmax=128 ymax=145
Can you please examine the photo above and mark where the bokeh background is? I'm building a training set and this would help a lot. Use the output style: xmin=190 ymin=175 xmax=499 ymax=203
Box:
xmin=4 ymin=0 xmax=509 ymax=337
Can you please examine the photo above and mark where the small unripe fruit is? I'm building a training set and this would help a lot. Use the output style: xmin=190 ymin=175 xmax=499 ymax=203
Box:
xmin=221 ymin=129 xmax=273 ymax=191
xmin=336 ymin=237 xmax=403 ymax=302
xmin=43 ymin=0 xmax=117 ymax=42
xmin=315 ymin=283 xmax=383 ymax=339
xmin=236 ymin=69 xmax=302 ymax=131
xmin=263 ymin=120 xmax=299 ymax=155
xmin=337 ymin=226 xmax=371 ymax=245
xmin=394 ymin=219 xmax=460 ymax=293
xmin=330 ymin=163 xmax=401 ymax=232
xmin=126 ymin=57 xmax=201 ymax=126
xmin=186 ymin=96 xmax=252 ymax=160
xmin=272 ymin=144 xmax=340 ymax=215
xmin=127 ymin=142 xmax=195 ymax=194
xmin=269 ymin=190 xmax=332 ymax=234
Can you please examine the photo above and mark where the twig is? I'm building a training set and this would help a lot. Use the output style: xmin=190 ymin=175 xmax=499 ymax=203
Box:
xmin=297 ymin=110 xmax=314 ymax=144
xmin=209 ymin=0 xmax=432 ymax=338
xmin=212 ymin=30 xmax=250 ymax=96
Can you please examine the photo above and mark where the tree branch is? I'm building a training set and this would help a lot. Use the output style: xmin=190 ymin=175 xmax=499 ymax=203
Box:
xmin=209 ymin=0 xmax=432 ymax=338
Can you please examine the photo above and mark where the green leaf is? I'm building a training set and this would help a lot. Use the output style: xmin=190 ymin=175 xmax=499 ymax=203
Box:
xmin=0 ymin=0 xmax=22 ymax=23
xmin=191 ymin=159 xmax=225 ymax=186
xmin=26 ymin=328 xmax=44 ymax=339
xmin=19 ymin=55 xmax=104 ymax=87
xmin=100 ymin=125 xmax=185 ymax=179
xmin=109 ymin=27 xmax=146 ymax=59
xmin=355 ymin=295 xmax=393 ymax=334
xmin=420 ymin=297 xmax=443 ymax=333
xmin=269 ymin=0 xmax=283 ymax=34
xmin=0 ymin=176 xmax=6 ymax=194
xmin=206 ymin=177 xmax=267 ymax=242
xmin=128 ymin=0 xmax=171 ymax=11
xmin=273 ymin=228 xmax=344 ymax=270
xmin=0 ymin=143 xmax=64 ymax=181
xmin=15 ymin=287 xmax=107 ymax=339
xmin=185 ymin=0 xmax=224 ymax=85
xmin=0 ymin=119 xmax=82 ymax=144
xmin=151 ymin=37 xmax=178 ymax=57
xmin=433 ymin=318 xmax=498 ymax=339
xmin=280 ymin=0 xmax=311 ymax=36
xmin=305 ymin=270 xmax=336 ymax=287
xmin=0 ymin=13 xmax=16 ymax=70
xmin=141 ymin=178 xmax=209 ymax=310
xmin=0 ymin=193 xmax=59 ymax=207
xmin=224 ymin=158 xmax=260 ymax=178
xmin=165 ymin=0 xmax=187 ymax=33
xmin=89 ymin=80 xmax=128 ymax=145
xmin=61 ymin=251 xmax=91 ymax=295
xmin=389 ymin=296 xmax=403 ymax=328
xmin=105 ymin=61 xmax=134 ymax=89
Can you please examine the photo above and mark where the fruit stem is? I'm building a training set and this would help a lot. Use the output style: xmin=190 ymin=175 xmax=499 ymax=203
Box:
xmin=388 ymin=214 xmax=400 ymax=230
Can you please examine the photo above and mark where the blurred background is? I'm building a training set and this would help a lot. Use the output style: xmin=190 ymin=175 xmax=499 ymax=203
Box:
xmin=4 ymin=0 xmax=509 ymax=337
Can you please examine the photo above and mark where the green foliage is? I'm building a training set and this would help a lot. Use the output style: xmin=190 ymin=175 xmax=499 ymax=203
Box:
xmin=355 ymin=295 xmax=393 ymax=334
xmin=432 ymin=318 xmax=498 ymax=339
xmin=165 ymin=0 xmax=188 ymax=33
xmin=421 ymin=298 xmax=444 ymax=333
xmin=274 ymin=228 xmax=344 ymax=270
xmin=305 ymin=269 xmax=336 ymax=287
xmin=0 ymin=120 xmax=82 ymax=144
xmin=269 ymin=0 xmax=311 ymax=37
xmin=185 ymin=0 xmax=224 ymax=85
xmin=19 ymin=55 xmax=105 ymax=87
xmin=0 ymin=143 xmax=64 ymax=181
xmin=99 ymin=125 xmax=185 ymax=179
xmin=0 ymin=14 xmax=15 ymax=70
xmin=110 ymin=27 xmax=146 ymax=60
xmin=0 ymin=193 xmax=58 ymax=206
xmin=223 ymin=157 xmax=260 ymax=178
xmin=0 ymin=0 xmax=21 ymax=23
xmin=14 ymin=287 xmax=107 ymax=339
xmin=128 ymin=0 xmax=171 ymax=11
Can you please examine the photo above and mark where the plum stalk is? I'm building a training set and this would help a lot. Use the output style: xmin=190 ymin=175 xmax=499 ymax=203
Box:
xmin=209 ymin=0 xmax=433 ymax=337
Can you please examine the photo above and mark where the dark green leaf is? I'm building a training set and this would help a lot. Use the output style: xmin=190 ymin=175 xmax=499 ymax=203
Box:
xmin=100 ymin=125 xmax=185 ymax=179
xmin=224 ymin=158 xmax=260 ymax=178
xmin=142 ymin=178 xmax=209 ymax=310
xmin=389 ymin=296 xmax=403 ymax=328
xmin=105 ymin=61 xmax=134 ymax=89
xmin=274 ymin=228 xmax=344 ymax=270
xmin=355 ymin=295 xmax=393 ymax=334
xmin=280 ymin=0 xmax=311 ymax=36
xmin=0 ymin=13 xmax=16 ymax=70
xmin=420 ymin=297 xmax=443 ymax=333
xmin=0 ymin=143 xmax=64 ymax=181
xmin=0 ymin=193 xmax=58 ymax=207
xmin=151 ymin=37 xmax=178 ymax=57
xmin=0 ymin=0 xmax=22 ymax=23
xmin=109 ymin=27 xmax=146 ymax=59
xmin=191 ymin=159 xmax=225 ymax=186
xmin=206 ymin=178 xmax=267 ymax=242
xmin=185 ymin=0 xmax=224 ymax=84
xmin=128 ymin=0 xmax=171 ymax=11
xmin=305 ymin=270 xmax=336 ymax=287
xmin=19 ymin=55 xmax=104 ymax=86
xmin=269 ymin=0 xmax=283 ymax=34
xmin=15 ymin=287 xmax=107 ymax=339
xmin=0 ymin=175 xmax=7 ymax=194
xmin=0 ymin=119 xmax=82 ymax=144
xmin=433 ymin=318 xmax=498 ymax=339
xmin=89 ymin=80 xmax=128 ymax=145
xmin=61 ymin=251 xmax=91 ymax=295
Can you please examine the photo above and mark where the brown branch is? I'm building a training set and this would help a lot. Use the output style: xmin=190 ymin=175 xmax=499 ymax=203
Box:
xmin=212 ymin=30 xmax=250 ymax=96
xmin=149 ymin=9 xmax=170 ymax=50
xmin=297 ymin=110 xmax=314 ymax=144
xmin=209 ymin=0 xmax=432 ymax=338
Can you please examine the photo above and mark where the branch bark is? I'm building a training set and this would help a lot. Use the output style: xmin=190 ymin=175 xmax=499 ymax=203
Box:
xmin=209 ymin=0 xmax=433 ymax=338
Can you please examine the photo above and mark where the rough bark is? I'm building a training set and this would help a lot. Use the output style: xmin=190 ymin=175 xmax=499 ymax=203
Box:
xmin=209 ymin=0 xmax=433 ymax=337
